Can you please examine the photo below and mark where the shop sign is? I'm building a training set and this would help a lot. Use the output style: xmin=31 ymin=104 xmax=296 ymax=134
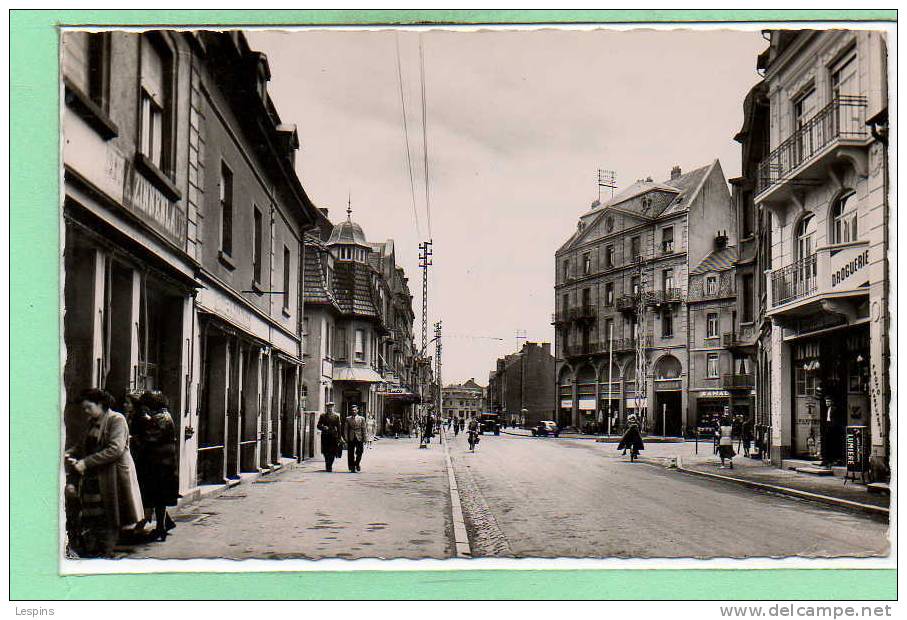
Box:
xmin=560 ymin=399 xmax=572 ymax=409
xmin=829 ymin=246 xmax=870 ymax=291
xmin=845 ymin=425 xmax=869 ymax=481
xmin=578 ymin=397 xmax=596 ymax=411
xmin=125 ymin=167 xmax=187 ymax=247
xmin=625 ymin=397 xmax=648 ymax=409
xmin=699 ymin=390 xmax=730 ymax=398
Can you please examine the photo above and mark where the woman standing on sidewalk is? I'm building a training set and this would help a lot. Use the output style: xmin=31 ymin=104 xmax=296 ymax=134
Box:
xmin=718 ymin=413 xmax=736 ymax=469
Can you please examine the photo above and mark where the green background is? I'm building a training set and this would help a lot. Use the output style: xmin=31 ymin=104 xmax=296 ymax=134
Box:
xmin=10 ymin=9 xmax=897 ymax=600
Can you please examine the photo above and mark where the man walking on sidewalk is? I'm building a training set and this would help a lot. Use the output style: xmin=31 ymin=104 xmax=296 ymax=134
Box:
xmin=345 ymin=405 xmax=366 ymax=472
xmin=317 ymin=402 xmax=343 ymax=472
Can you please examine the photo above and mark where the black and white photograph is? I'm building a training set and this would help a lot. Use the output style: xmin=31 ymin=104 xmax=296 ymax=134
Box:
xmin=59 ymin=22 xmax=893 ymax=566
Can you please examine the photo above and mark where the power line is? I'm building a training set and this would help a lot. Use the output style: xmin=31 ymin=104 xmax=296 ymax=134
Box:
xmin=419 ymin=35 xmax=433 ymax=238
xmin=394 ymin=34 xmax=421 ymax=239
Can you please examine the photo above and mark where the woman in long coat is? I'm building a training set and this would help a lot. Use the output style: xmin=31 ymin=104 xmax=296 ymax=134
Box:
xmin=617 ymin=414 xmax=645 ymax=458
xmin=65 ymin=388 xmax=144 ymax=557
xmin=134 ymin=391 xmax=179 ymax=540
xmin=317 ymin=402 xmax=343 ymax=472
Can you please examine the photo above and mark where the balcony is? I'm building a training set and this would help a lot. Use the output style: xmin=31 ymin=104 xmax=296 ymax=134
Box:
xmin=568 ymin=304 xmax=596 ymax=323
xmin=617 ymin=294 xmax=640 ymax=312
xmin=613 ymin=335 xmax=653 ymax=352
xmin=723 ymin=373 xmax=755 ymax=391
xmin=661 ymin=241 xmax=675 ymax=255
xmin=646 ymin=288 xmax=684 ymax=306
xmin=723 ymin=324 xmax=757 ymax=352
xmin=551 ymin=311 xmax=567 ymax=325
xmin=766 ymin=241 xmax=871 ymax=318
xmin=756 ymin=96 xmax=869 ymax=201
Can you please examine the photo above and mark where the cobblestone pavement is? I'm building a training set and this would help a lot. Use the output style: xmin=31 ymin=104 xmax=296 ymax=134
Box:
xmin=445 ymin=431 xmax=889 ymax=559
xmin=123 ymin=436 xmax=453 ymax=560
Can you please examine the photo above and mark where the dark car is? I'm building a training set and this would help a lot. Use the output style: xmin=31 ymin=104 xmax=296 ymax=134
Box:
xmin=479 ymin=412 xmax=501 ymax=435
xmin=531 ymin=420 xmax=560 ymax=437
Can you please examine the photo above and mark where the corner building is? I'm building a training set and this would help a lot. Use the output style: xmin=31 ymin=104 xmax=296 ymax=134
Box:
xmin=755 ymin=30 xmax=889 ymax=477
xmin=554 ymin=162 xmax=738 ymax=434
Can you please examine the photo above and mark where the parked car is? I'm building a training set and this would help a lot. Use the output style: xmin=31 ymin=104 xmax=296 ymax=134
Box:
xmin=531 ymin=420 xmax=560 ymax=437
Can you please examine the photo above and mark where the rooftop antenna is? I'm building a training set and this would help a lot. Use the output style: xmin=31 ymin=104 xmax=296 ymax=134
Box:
xmin=597 ymin=169 xmax=616 ymax=201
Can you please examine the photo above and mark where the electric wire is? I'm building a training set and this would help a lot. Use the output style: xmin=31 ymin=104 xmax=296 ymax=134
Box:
xmin=394 ymin=34 xmax=422 ymax=240
xmin=418 ymin=35 xmax=433 ymax=239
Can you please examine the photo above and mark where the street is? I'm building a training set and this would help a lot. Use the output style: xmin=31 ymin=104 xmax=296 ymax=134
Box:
xmin=127 ymin=432 xmax=889 ymax=560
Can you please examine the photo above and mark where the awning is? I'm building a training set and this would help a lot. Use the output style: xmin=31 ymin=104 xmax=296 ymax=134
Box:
xmin=333 ymin=366 xmax=384 ymax=383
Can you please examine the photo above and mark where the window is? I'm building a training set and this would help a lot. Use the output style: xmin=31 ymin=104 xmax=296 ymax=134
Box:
xmin=663 ymin=268 xmax=674 ymax=293
xmin=282 ymin=246 xmax=291 ymax=312
xmin=741 ymin=190 xmax=754 ymax=238
xmin=795 ymin=366 xmax=817 ymax=397
xmin=832 ymin=191 xmax=857 ymax=244
xmin=582 ymin=288 xmax=591 ymax=309
xmin=302 ymin=317 xmax=309 ymax=355
xmin=606 ymin=245 xmax=615 ymax=268
xmin=562 ymin=293 xmax=569 ymax=313
xmin=354 ymin=329 xmax=366 ymax=362
xmin=631 ymin=236 xmax=641 ymax=259
xmin=563 ymin=260 xmax=570 ymax=280
xmin=86 ymin=33 xmax=110 ymax=108
xmin=139 ymin=35 xmax=171 ymax=172
xmin=219 ymin=162 xmax=233 ymax=256
xmin=631 ymin=276 xmax=640 ymax=296
xmin=662 ymin=308 xmax=673 ymax=338
xmin=606 ymin=216 xmax=614 ymax=232
xmin=742 ymin=274 xmax=754 ymax=323
xmin=831 ymin=51 xmax=857 ymax=100
xmin=707 ymin=353 xmax=720 ymax=379
xmin=605 ymin=282 xmax=614 ymax=306
xmin=706 ymin=275 xmax=718 ymax=296
xmin=253 ymin=207 xmax=264 ymax=284
xmin=334 ymin=327 xmax=347 ymax=360
xmin=706 ymin=313 xmax=719 ymax=338
xmin=582 ymin=253 xmax=591 ymax=275
xmin=661 ymin=227 xmax=674 ymax=253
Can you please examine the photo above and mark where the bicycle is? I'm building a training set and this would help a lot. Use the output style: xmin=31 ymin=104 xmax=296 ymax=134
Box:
xmin=467 ymin=430 xmax=479 ymax=452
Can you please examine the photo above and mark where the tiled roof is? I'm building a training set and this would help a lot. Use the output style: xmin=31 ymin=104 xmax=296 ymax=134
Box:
xmin=303 ymin=235 xmax=340 ymax=310
xmin=691 ymin=245 xmax=738 ymax=275
xmin=332 ymin=262 xmax=379 ymax=317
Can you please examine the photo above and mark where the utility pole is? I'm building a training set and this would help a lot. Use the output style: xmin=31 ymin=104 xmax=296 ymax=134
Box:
xmin=418 ymin=240 xmax=432 ymax=425
xmin=434 ymin=320 xmax=443 ymax=426
xmin=634 ymin=245 xmax=650 ymax=433
xmin=597 ymin=169 xmax=616 ymax=202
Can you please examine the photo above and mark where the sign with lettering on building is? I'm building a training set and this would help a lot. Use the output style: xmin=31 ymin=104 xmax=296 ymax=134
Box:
xmin=829 ymin=243 xmax=870 ymax=292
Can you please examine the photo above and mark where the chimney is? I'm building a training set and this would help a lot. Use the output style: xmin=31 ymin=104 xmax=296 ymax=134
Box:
xmin=715 ymin=229 xmax=728 ymax=249
xmin=671 ymin=165 xmax=682 ymax=180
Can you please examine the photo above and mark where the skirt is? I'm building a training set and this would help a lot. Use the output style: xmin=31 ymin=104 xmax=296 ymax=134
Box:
xmin=718 ymin=444 xmax=736 ymax=459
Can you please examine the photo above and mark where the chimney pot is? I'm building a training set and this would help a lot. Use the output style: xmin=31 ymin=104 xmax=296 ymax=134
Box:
xmin=671 ymin=165 xmax=682 ymax=180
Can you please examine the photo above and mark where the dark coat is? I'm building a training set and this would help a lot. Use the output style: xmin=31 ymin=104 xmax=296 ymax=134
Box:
xmin=617 ymin=423 xmax=645 ymax=452
xmin=317 ymin=411 xmax=343 ymax=456
xmin=133 ymin=409 xmax=179 ymax=507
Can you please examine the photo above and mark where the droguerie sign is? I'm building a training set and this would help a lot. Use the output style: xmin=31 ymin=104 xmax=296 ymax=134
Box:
xmin=829 ymin=246 xmax=870 ymax=290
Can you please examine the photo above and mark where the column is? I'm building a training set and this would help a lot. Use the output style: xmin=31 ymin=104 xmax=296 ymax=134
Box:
xmin=770 ymin=320 xmax=793 ymax=465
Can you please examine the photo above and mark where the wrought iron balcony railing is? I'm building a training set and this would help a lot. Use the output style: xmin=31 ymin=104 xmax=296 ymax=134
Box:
xmin=723 ymin=373 xmax=755 ymax=390
xmin=647 ymin=288 xmax=684 ymax=305
xmin=771 ymin=254 xmax=818 ymax=307
xmin=756 ymin=96 xmax=868 ymax=195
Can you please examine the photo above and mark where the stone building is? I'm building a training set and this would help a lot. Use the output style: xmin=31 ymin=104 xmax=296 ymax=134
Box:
xmin=487 ymin=342 xmax=555 ymax=427
xmin=753 ymin=30 xmax=889 ymax=477
xmin=442 ymin=378 xmax=485 ymax=421
xmin=553 ymin=161 xmax=737 ymax=435
xmin=300 ymin=207 xmax=420 ymax=437
xmin=61 ymin=31 xmax=322 ymax=500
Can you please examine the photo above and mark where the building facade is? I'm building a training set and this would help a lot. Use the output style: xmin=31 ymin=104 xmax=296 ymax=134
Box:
xmin=754 ymin=30 xmax=889 ymax=477
xmin=487 ymin=342 xmax=555 ymax=427
xmin=554 ymin=161 xmax=738 ymax=435
xmin=62 ymin=31 xmax=321 ymax=501
xmin=300 ymin=209 xmax=421 ymax=437
xmin=442 ymin=378 xmax=485 ymax=420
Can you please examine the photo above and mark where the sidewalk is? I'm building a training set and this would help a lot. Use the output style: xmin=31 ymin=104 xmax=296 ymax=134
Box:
xmin=124 ymin=436 xmax=454 ymax=560
xmin=502 ymin=428 xmax=683 ymax=442
xmin=634 ymin=441 xmax=890 ymax=514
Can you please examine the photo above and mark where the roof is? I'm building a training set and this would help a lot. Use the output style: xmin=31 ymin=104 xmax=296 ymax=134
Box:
xmin=691 ymin=245 xmax=738 ymax=275
xmin=328 ymin=218 xmax=369 ymax=246
xmin=303 ymin=235 xmax=341 ymax=310
xmin=332 ymin=261 xmax=379 ymax=317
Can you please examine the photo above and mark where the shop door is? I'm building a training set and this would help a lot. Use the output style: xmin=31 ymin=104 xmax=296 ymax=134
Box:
xmin=198 ymin=331 xmax=228 ymax=485
xmin=654 ymin=391 xmax=682 ymax=437
xmin=240 ymin=347 xmax=261 ymax=472
xmin=225 ymin=339 xmax=241 ymax=480
xmin=270 ymin=360 xmax=282 ymax=465
xmin=259 ymin=355 xmax=271 ymax=469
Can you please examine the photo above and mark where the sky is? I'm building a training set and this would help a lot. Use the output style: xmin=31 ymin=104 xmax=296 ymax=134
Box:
xmin=246 ymin=26 xmax=767 ymax=386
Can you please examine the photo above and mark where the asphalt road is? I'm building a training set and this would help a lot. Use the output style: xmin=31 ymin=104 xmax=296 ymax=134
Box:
xmin=446 ymin=431 xmax=890 ymax=559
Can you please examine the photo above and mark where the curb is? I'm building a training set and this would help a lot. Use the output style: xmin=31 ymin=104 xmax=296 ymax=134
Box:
xmin=440 ymin=430 xmax=473 ymax=558
xmin=674 ymin=464 xmax=890 ymax=517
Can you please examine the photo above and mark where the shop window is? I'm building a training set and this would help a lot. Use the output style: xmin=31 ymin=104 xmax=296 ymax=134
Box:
xmin=706 ymin=353 xmax=720 ymax=379
xmin=795 ymin=366 xmax=817 ymax=397
xmin=706 ymin=313 xmax=719 ymax=338
xmin=832 ymin=190 xmax=857 ymax=244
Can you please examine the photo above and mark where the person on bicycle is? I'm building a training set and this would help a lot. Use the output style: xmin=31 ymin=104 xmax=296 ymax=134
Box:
xmin=617 ymin=413 xmax=644 ymax=460
xmin=466 ymin=416 xmax=480 ymax=450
